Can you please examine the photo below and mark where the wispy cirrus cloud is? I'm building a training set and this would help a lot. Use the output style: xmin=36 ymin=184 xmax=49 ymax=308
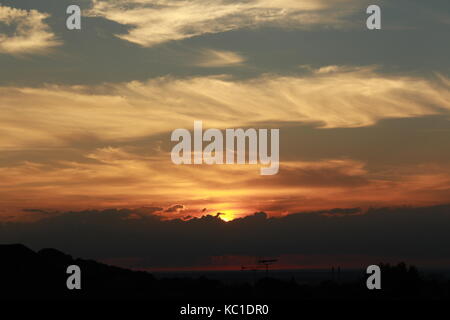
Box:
xmin=1 ymin=67 xmax=449 ymax=150
xmin=87 ymin=0 xmax=364 ymax=47
xmin=195 ymin=49 xmax=246 ymax=67
xmin=0 ymin=5 xmax=61 ymax=55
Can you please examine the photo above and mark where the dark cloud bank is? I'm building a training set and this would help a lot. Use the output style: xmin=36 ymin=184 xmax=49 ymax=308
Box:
xmin=1 ymin=205 xmax=450 ymax=269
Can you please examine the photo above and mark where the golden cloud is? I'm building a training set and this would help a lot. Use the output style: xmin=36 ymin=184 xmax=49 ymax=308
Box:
xmin=0 ymin=5 xmax=61 ymax=55
xmin=194 ymin=49 xmax=246 ymax=67
xmin=1 ymin=67 xmax=449 ymax=149
xmin=87 ymin=0 xmax=362 ymax=47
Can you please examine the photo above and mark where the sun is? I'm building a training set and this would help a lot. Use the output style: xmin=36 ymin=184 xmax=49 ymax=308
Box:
xmin=217 ymin=210 xmax=235 ymax=222
xmin=219 ymin=215 xmax=233 ymax=222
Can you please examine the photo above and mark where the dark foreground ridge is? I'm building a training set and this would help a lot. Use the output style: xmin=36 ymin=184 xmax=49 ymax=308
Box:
xmin=1 ymin=244 xmax=449 ymax=301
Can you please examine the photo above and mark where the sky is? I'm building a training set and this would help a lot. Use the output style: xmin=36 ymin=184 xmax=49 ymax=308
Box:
xmin=1 ymin=0 xmax=450 ymax=269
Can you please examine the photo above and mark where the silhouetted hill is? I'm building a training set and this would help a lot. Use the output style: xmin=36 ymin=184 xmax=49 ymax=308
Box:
xmin=1 ymin=244 xmax=449 ymax=301
xmin=0 ymin=244 xmax=157 ymax=300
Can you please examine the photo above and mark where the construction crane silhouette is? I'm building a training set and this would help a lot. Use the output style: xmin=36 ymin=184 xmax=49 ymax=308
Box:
xmin=241 ymin=259 xmax=278 ymax=279
xmin=258 ymin=259 xmax=277 ymax=277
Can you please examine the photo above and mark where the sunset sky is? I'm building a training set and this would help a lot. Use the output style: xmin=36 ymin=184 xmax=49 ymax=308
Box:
xmin=1 ymin=0 xmax=450 ymax=269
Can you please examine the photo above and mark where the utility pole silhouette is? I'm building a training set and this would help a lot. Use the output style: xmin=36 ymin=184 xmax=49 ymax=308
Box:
xmin=331 ymin=266 xmax=341 ymax=283
xmin=337 ymin=266 xmax=341 ymax=283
